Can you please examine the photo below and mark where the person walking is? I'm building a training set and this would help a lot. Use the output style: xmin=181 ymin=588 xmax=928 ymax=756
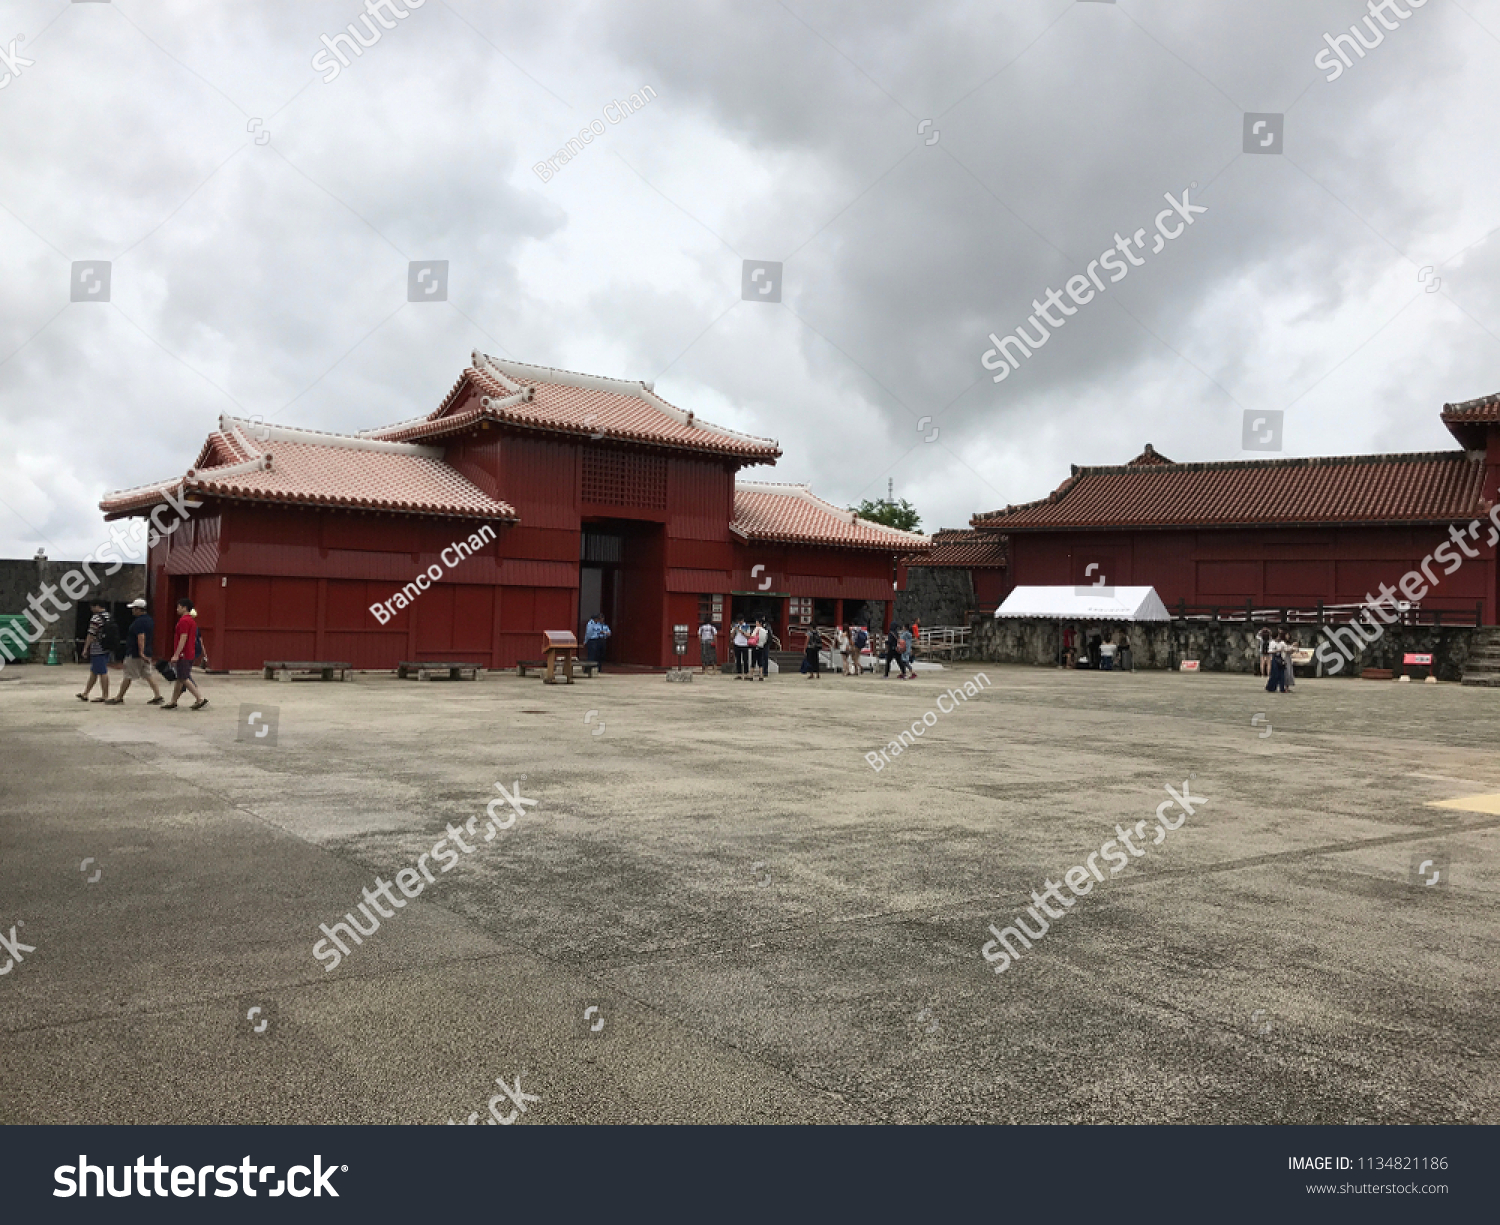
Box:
xmin=833 ymin=625 xmax=851 ymax=675
xmin=106 ymin=597 xmax=163 ymax=705
xmin=1099 ymin=636 xmax=1116 ymax=671
xmin=883 ymin=624 xmax=911 ymax=679
xmin=698 ymin=618 xmax=718 ymax=675
xmin=801 ymin=626 xmax=823 ymax=679
xmin=76 ymin=599 xmax=117 ymax=703
xmin=732 ymin=620 xmax=749 ymax=679
xmin=1265 ymin=632 xmax=1286 ymax=694
xmin=851 ymin=624 xmax=868 ymax=674
xmin=584 ymin=613 xmax=611 ymax=673
xmin=164 ymin=597 xmax=207 ymax=710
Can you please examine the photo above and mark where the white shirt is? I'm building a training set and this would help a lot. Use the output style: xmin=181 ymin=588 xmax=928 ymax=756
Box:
xmin=699 ymin=624 xmax=716 ymax=643
xmin=733 ymin=628 xmax=748 ymax=646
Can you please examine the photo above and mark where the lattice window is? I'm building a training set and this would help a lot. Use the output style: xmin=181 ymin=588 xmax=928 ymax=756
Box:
xmin=582 ymin=449 xmax=666 ymax=509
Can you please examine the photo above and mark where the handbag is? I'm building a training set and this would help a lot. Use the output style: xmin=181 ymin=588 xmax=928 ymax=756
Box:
xmin=155 ymin=660 xmax=177 ymax=682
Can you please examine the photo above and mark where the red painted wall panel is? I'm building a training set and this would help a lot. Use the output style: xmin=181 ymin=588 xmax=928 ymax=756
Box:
xmin=1005 ymin=524 xmax=1495 ymax=622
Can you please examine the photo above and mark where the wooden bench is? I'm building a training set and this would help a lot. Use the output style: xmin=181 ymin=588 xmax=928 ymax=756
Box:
xmin=518 ymin=658 xmax=598 ymax=678
xmin=263 ymin=661 xmax=351 ymax=683
xmin=397 ymin=660 xmax=485 ymax=681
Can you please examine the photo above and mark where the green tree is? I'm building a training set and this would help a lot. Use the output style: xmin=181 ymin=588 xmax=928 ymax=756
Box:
xmin=851 ymin=498 xmax=921 ymax=532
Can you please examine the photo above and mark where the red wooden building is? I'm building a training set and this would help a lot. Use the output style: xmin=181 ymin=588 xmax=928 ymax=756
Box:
xmin=99 ymin=354 xmax=926 ymax=669
xmin=971 ymin=397 xmax=1500 ymax=623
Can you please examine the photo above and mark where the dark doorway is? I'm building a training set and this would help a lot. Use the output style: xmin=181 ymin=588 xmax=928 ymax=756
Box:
xmin=581 ymin=521 xmax=665 ymax=666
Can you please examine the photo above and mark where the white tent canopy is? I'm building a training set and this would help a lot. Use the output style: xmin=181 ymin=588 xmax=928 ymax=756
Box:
xmin=994 ymin=586 xmax=1172 ymax=622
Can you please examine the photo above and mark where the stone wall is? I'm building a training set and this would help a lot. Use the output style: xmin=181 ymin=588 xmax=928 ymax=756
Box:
xmin=973 ymin=615 xmax=1482 ymax=681
xmin=895 ymin=567 xmax=974 ymax=627
xmin=0 ymin=557 xmax=146 ymax=664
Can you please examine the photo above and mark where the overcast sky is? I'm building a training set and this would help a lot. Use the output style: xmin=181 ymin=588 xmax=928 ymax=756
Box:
xmin=3 ymin=0 xmax=1500 ymax=557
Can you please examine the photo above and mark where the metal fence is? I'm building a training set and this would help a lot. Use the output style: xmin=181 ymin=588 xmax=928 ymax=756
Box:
xmin=1166 ymin=598 xmax=1486 ymax=628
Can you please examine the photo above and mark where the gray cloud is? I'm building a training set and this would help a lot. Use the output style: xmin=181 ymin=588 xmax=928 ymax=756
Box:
xmin=2 ymin=0 xmax=1497 ymax=553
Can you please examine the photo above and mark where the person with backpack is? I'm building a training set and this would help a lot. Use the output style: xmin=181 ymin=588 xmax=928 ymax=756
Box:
xmin=852 ymin=625 xmax=869 ymax=674
xmin=106 ymin=597 xmax=164 ymax=705
xmin=76 ymin=599 xmax=117 ymax=703
xmin=800 ymin=626 xmax=823 ymax=679
xmin=164 ymin=596 xmax=207 ymax=710
xmin=883 ymin=624 xmax=911 ymax=679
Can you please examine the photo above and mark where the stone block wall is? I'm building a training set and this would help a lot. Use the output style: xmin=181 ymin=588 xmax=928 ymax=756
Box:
xmin=972 ymin=615 xmax=1481 ymax=681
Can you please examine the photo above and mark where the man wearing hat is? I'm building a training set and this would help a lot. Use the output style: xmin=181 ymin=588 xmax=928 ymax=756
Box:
xmin=106 ymin=597 xmax=163 ymax=705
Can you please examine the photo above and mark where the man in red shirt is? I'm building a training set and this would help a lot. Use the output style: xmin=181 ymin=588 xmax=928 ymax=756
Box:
xmin=164 ymin=597 xmax=207 ymax=710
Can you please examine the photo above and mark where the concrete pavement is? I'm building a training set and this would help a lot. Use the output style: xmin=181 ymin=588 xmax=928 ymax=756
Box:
xmin=1 ymin=661 xmax=1495 ymax=1123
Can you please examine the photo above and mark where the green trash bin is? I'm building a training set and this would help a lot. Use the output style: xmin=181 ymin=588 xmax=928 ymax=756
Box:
xmin=0 ymin=613 xmax=36 ymax=665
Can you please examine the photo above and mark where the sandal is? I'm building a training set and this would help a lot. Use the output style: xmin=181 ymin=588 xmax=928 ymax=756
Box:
xmin=76 ymin=693 xmax=89 ymax=701
xmin=147 ymin=697 xmax=164 ymax=705
xmin=104 ymin=698 xmax=124 ymax=705
xmin=90 ymin=697 xmax=106 ymax=703
xmin=161 ymin=703 xmax=179 ymax=710
xmin=190 ymin=699 xmax=208 ymax=710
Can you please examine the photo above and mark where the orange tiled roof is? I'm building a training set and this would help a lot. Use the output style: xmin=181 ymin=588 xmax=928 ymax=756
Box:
xmin=905 ymin=528 xmax=1007 ymax=568
xmin=732 ymin=481 xmax=929 ymax=550
xmin=101 ymin=417 xmax=516 ymax=522
xmin=1442 ymin=392 xmax=1500 ymax=449
xmin=365 ymin=352 xmax=781 ymax=463
xmin=973 ymin=450 xmax=1485 ymax=532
